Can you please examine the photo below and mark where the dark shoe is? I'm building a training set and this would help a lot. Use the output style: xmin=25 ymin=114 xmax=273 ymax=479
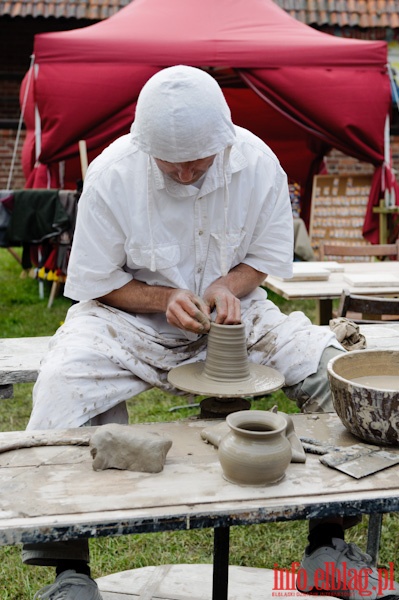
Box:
xmin=34 ymin=569 xmax=103 ymax=599
xmin=296 ymin=538 xmax=399 ymax=599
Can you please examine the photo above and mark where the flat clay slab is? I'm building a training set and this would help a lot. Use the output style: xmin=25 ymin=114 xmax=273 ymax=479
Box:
xmin=344 ymin=273 xmax=399 ymax=287
xmin=277 ymin=263 xmax=330 ymax=282
xmin=314 ymin=261 xmax=345 ymax=272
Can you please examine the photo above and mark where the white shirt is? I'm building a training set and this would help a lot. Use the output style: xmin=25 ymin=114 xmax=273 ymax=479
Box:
xmin=65 ymin=126 xmax=294 ymax=337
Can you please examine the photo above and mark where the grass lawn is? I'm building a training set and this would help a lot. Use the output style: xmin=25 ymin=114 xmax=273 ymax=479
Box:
xmin=1 ymin=247 xmax=398 ymax=598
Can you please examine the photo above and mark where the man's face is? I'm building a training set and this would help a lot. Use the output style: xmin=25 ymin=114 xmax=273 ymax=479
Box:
xmin=154 ymin=155 xmax=216 ymax=185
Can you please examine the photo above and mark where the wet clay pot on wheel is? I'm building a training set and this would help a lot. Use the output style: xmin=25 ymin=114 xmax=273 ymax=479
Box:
xmin=167 ymin=322 xmax=285 ymax=398
xmin=218 ymin=410 xmax=292 ymax=486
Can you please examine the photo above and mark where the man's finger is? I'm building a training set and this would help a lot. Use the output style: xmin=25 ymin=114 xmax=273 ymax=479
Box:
xmin=214 ymin=295 xmax=241 ymax=324
xmin=194 ymin=308 xmax=211 ymax=329
xmin=168 ymin=303 xmax=210 ymax=333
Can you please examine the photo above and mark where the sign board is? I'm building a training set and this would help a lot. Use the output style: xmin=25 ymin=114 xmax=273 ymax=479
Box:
xmin=309 ymin=174 xmax=372 ymax=259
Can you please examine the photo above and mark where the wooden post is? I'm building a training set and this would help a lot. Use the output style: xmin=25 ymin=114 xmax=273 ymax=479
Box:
xmin=6 ymin=247 xmax=22 ymax=265
xmin=380 ymin=199 xmax=387 ymax=244
xmin=79 ymin=140 xmax=88 ymax=180
xmin=372 ymin=200 xmax=399 ymax=244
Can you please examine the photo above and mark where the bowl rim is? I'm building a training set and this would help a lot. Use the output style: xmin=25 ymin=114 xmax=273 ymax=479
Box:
xmin=327 ymin=349 xmax=399 ymax=392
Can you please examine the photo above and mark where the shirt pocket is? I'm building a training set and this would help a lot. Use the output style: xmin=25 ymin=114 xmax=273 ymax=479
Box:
xmin=128 ymin=243 xmax=181 ymax=270
xmin=209 ymin=229 xmax=247 ymax=267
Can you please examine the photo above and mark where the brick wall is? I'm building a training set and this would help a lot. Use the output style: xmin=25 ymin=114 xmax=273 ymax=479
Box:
xmin=324 ymin=141 xmax=399 ymax=176
xmin=324 ymin=150 xmax=374 ymax=175
xmin=0 ymin=129 xmax=26 ymax=190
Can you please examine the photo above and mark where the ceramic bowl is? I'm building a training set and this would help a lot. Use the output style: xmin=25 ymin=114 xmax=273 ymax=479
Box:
xmin=327 ymin=350 xmax=399 ymax=446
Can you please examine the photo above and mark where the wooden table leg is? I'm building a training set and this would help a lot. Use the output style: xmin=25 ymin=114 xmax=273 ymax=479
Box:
xmin=366 ymin=513 xmax=382 ymax=566
xmin=213 ymin=526 xmax=230 ymax=600
xmin=315 ymin=299 xmax=333 ymax=325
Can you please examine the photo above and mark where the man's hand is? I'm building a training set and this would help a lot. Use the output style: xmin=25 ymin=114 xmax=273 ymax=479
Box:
xmin=97 ymin=263 xmax=265 ymax=334
xmin=166 ymin=289 xmax=211 ymax=334
xmin=203 ymin=283 xmax=241 ymax=324
xmin=98 ymin=281 xmax=210 ymax=334
xmin=203 ymin=263 xmax=267 ymax=325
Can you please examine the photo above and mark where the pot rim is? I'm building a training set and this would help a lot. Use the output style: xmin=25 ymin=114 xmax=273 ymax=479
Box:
xmin=226 ymin=409 xmax=287 ymax=436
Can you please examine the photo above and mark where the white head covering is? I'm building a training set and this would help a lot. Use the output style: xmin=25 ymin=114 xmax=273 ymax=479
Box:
xmin=130 ymin=66 xmax=235 ymax=279
xmin=130 ymin=65 xmax=236 ymax=161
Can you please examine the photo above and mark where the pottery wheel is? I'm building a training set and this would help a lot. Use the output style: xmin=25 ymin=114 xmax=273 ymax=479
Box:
xmin=167 ymin=362 xmax=285 ymax=398
xmin=199 ymin=396 xmax=251 ymax=418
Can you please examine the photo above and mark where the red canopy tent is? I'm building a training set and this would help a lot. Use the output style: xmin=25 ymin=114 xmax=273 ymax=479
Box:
xmin=21 ymin=0 xmax=397 ymax=242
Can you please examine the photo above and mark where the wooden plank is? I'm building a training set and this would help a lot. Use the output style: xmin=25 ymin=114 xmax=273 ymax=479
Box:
xmin=359 ymin=324 xmax=399 ymax=350
xmin=96 ymin=565 xmax=337 ymax=600
xmin=3 ymin=319 xmax=399 ymax=389
xmin=0 ymin=336 xmax=50 ymax=384
xmin=264 ymin=261 xmax=399 ymax=301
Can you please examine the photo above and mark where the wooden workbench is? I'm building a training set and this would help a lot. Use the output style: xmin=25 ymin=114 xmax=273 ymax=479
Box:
xmin=263 ymin=261 xmax=399 ymax=324
xmin=1 ymin=415 xmax=398 ymax=599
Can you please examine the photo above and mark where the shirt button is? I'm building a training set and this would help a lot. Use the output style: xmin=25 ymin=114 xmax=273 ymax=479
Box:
xmin=198 ymin=230 xmax=204 ymax=236
xmin=197 ymin=267 xmax=202 ymax=273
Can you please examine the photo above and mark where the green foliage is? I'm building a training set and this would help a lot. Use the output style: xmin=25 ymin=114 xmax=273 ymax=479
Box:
xmin=0 ymin=248 xmax=398 ymax=598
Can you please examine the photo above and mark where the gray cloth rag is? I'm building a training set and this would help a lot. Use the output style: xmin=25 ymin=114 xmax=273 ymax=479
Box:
xmin=329 ymin=317 xmax=367 ymax=351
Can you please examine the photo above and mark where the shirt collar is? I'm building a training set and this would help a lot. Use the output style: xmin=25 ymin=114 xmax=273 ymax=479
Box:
xmin=149 ymin=146 xmax=248 ymax=198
